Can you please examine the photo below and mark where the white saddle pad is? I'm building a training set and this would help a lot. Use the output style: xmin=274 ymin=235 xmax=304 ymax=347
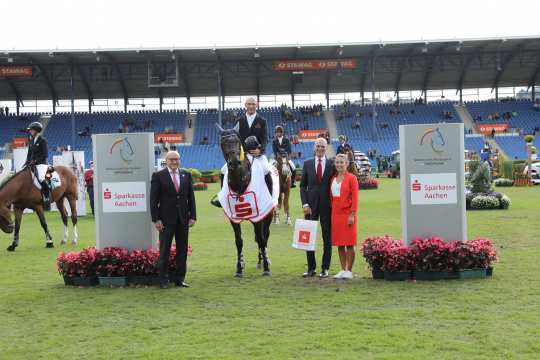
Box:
xmin=33 ymin=172 xmax=62 ymax=190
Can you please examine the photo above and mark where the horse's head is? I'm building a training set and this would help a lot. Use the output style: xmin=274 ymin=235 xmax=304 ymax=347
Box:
xmin=217 ymin=124 xmax=243 ymax=169
xmin=0 ymin=204 xmax=14 ymax=233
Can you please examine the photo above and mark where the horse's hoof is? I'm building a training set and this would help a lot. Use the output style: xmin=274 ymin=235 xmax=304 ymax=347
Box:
xmin=72 ymin=240 xmax=78 ymax=246
xmin=262 ymin=270 xmax=272 ymax=276
xmin=234 ymin=272 xmax=243 ymax=278
xmin=256 ymin=262 xmax=262 ymax=269
xmin=46 ymin=242 xmax=54 ymax=248
xmin=60 ymin=240 xmax=67 ymax=245
xmin=6 ymin=245 xmax=16 ymax=252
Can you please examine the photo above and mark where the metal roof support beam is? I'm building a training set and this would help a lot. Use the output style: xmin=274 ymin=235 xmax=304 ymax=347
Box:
xmin=68 ymin=56 xmax=94 ymax=112
xmin=422 ymin=44 xmax=449 ymax=97
xmin=159 ymin=88 xmax=163 ymax=113
xmin=104 ymin=53 xmax=129 ymax=112
xmin=325 ymin=70 xmax=330 ymax=109
xmin=492 ymin=43 xmax=526 ymax=91
xmin=456 ymin=45 xmax=486 ymax=94
xmin=5 ymin=77 xmax=24 ymax=108
xmin=30 ymin=60 xmax=58 ymax=112
xmin=394 ymin=47 xmax=416 ymax=100
xmin=255 ymin=61 xmax=261 ymax=107
xmin=526 ymin=57 xmax=540 ymax=93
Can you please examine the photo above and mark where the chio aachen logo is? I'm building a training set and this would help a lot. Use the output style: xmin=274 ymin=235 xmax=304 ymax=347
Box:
xmin=420 ymin=127 xmax=446 ymax=153
xmin=109 ymin=137 xmax=135 ymax=164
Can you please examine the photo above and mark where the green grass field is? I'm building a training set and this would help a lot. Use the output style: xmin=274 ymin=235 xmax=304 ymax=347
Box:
xmin=1 ymin=178 xmax=539 ymax=359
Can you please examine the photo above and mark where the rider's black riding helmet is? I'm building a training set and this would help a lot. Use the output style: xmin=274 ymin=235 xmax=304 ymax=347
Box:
xmin=27 ymin=121 xmax=43 ymax=133
xmin=244 ymin=136 xmax=261 ymax=152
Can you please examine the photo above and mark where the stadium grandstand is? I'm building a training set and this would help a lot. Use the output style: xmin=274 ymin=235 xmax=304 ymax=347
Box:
xmin=1 ymin=36 xmax=540 ymax=169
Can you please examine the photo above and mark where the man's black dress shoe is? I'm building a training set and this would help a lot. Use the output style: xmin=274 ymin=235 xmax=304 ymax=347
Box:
xmin=302 ymin=270 xmax=317 ymax=278
xmin=174 ymin=281 xmax=190 ymax=288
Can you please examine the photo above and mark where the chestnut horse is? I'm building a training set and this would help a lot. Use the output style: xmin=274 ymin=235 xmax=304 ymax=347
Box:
xmin=273 ymin=153 xmax=292 ymax=225
xmin=0 ymin=165 xmax=79 ymax=251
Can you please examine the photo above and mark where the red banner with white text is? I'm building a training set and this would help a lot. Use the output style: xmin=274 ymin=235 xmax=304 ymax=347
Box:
xmin=0 ymin=66 xmax=33 ymax=77
xmin=154 ymin=133 xmax=184 ymax=143
xmin=478 ymin=124 xmax=508 ymax=134
xmin=273 ymin=59 xmax=357 ymax=71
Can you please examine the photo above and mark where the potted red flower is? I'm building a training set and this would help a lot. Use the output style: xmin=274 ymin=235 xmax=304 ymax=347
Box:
xmin=57 ymin=247 xmax=98 ymax=286
xmin=362 ymin=235 xmax=396 ymax=279
xmin=95 ymin=247 xmax=130 ymax=287
xmin=410 ymin=237 xmax=453 ymax=280
xmin=126 ymin=249 xmax=160 ymax=286
xmin=450 ymin=239 xmax=497 ymax=279
xmin=381 ymin=243 xmax=414 ymax=281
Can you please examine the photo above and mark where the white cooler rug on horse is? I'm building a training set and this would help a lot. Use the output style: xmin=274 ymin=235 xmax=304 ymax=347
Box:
xmin=218 ymin=157 xmax=279 ymax=224
xmin=32 ymin=170 xmax=62 ymax=190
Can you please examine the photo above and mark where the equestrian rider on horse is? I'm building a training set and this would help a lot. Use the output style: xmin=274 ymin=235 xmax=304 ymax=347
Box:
xmin=272 ymin=125 xmax=296 ymax=188
xmin=24 ymin=121 xmax=52 ymax=207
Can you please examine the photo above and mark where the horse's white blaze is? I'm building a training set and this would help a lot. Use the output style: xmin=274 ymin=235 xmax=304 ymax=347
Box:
xmin=72 ymin=225 xmax=78 ymax=245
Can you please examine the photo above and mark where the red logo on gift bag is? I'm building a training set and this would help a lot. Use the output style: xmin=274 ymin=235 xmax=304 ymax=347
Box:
xmin=299 ymin=230 xmax=311 ymax=244
xmin=103 ymin=188 xmax=112 ymax=199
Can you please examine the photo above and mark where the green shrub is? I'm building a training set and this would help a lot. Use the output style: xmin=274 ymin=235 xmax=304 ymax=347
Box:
xmin=185 ymin=168 xmax=202 ymax=181
xmin=494 ymin=178 xmax=513 ymax=187
xmin=524 ymin=134 xmax=535 ymax=143
xmin=468 ymin=160 xmax=480 ymax=176
xmin=471 ymin=195 xmax=500 ymax=210
xmin=502 ymin=161 xmax=514 ymax=179
xmin=500 ymin=194 xmax=511 ymax=209
xmin=470 ymin=162 xmax=492 ymax=193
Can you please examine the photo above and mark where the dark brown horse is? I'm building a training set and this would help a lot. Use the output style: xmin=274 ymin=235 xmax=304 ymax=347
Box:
xmin=217 ymin=126 xmax=273 ymax=277
xmin=0 ymin=165 xmax=79 ymax=251
xmin=273 ymin=152 xmax=292 ymax=225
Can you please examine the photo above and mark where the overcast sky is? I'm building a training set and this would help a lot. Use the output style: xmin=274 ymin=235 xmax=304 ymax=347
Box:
xmin=1 ymin=0 xmax=539 ymax=51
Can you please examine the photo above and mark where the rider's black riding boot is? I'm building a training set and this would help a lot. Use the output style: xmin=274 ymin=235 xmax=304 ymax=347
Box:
xmin=291 ymin=170 xmax=296 ymax=188
xmin=40 ymin=180 xmax=51 ymax=210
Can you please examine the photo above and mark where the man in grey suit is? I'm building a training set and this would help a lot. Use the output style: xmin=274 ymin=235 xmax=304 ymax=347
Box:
xmin=299 ymin=138 xmax=335 ymax=278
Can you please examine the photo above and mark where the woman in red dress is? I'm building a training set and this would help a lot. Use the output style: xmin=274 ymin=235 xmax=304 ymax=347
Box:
xmin=330 ymin=154 xmax=359 ymax=279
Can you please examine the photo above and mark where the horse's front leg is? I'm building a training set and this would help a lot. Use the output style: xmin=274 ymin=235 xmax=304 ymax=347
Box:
xmin=7 ymin=207 xmax=23 ymax=251
xmin=35 ymin=205 xmax=53 ymax=248
xmin=284 ymin=190 xmax=292 ymax=225
xmin=255 ymin=215 xmax=272 ymax=276
xmin=231 ymin=221 xmax=244 ymax=277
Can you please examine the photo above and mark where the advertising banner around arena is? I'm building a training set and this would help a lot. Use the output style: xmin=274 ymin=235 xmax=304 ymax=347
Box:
xmin=477 ymin=123 xmax=508 ymax=134
xmin=399 ymin=124 xmax=467 ymax=245
xmin=13 ymin=148 xmax=28 ymax=171
xmin=61 ymin=152 xmax=87 ymax=216
xmin=12 ymin=137 xmax=28 ymax=148
xmin=298 ymin=129 xmax=327 ymax=141
xmin=154 ymin=132 xmax=184 ymax=143
xmin=273 ymin=59 xmax=357 ymax=71
xmin=93 ymin=133 xmax=156 ymax=250
xmin=0 ymin=159 xmax=13 ymax=182
xmin=0 ymin=66 xmax=33 ymax=77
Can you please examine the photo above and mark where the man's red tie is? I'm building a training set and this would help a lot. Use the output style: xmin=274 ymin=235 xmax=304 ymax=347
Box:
xmin=172 ymin=171 xmax=180 ymax=193
xmin=316 ymin=158 xmax=323 ymax=183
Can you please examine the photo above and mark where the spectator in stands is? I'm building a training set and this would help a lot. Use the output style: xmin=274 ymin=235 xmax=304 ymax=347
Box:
xmin=85 ymin=161 xmax=95 ymax=216
xmin=4 ymin=106 xmax=8 ymax=115
xmin=199 ymin=136 xmax=209 ymax=145
xmin=0 ymin=107 xmax=3 ymax=116
xmin=78 ymin=126 xmax=91 ymax=137
xmin=352 ymin=120 xmax=360 ymax=129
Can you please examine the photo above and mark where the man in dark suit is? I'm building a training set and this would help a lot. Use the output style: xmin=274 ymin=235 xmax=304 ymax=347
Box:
xmin=300 ymin=138 xmax=335 ymax=278
xmin=234 ymin=97 xmax=267 ymax=156
xmin=150 ymin=151 xmax=197 ymax=289
xmin=24 ymin=121 xmax=51 ymax=207
xmin=272 ymin=125 xmax=296 ymax=187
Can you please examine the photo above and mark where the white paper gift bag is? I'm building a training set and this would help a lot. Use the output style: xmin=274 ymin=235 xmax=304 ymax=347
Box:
xmin=292 ymin=219 xmax=318 ymax=251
